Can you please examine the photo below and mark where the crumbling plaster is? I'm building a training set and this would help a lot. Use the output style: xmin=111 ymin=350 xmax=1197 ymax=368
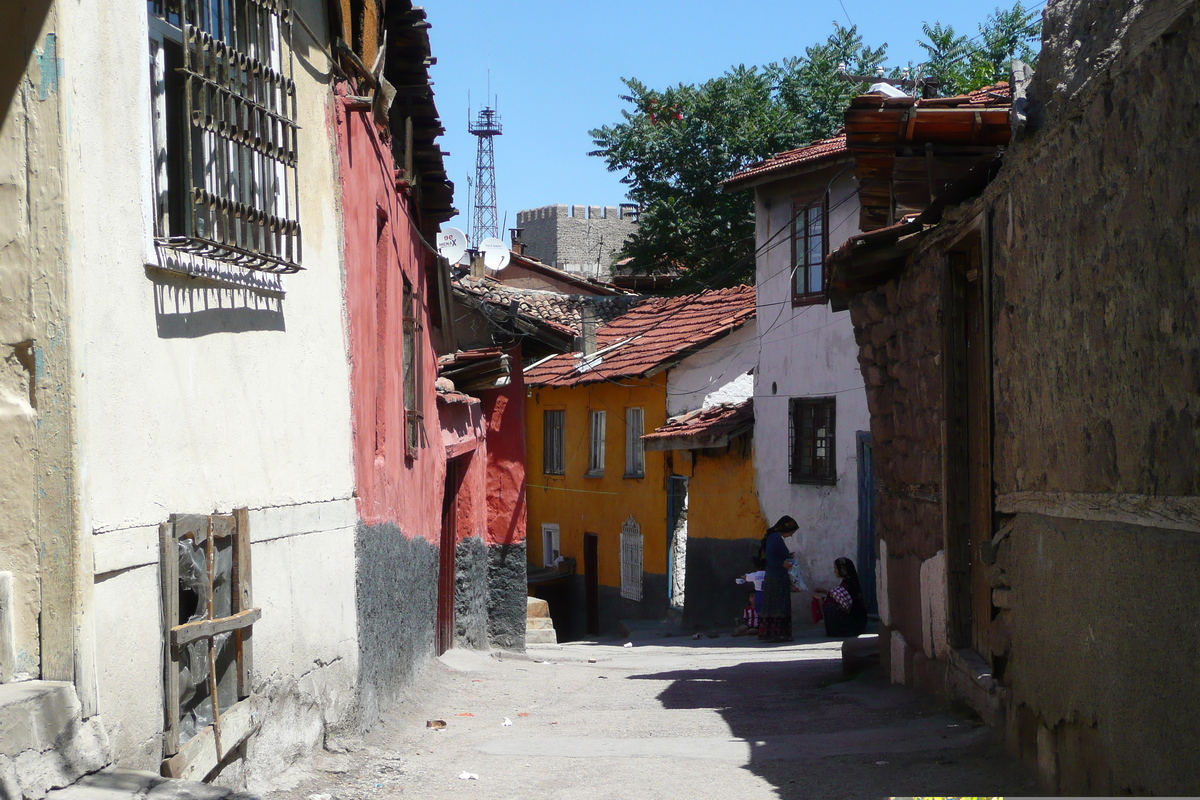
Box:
xmin=752 ymin=168 xmax=869 ymax=591
xmin=0 ymin=1 xmax=74 ymax=683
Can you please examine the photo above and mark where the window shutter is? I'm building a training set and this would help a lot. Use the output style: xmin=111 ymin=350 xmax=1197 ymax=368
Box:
xmin=620 ymin=515 xmax=643 ymax=601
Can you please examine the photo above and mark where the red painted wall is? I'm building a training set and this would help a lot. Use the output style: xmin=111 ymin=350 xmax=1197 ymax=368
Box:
xmin=334 ymin=89 xmax=445 ymax=542
xmin=478 ymin=347 xmax=528 ymax=547
xmin=437 ymin=393 xmax=487 ymax=543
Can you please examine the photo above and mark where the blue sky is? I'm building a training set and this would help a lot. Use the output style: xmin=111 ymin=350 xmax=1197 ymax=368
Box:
xmin=426 ymin=1 xmax=1044 ymax=241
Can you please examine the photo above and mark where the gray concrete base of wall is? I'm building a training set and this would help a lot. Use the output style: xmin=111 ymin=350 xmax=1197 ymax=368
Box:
xmin=0 ymin=681 xmax=110 ymax=800
xmin=486 ymin=543 xmax=527 ymax=651
xmin=455 ymin=537 xmax=489 ymax=650
xmin=683 ymin=538 xmax=760 ymax=630
xmin=354 ymin=522 xmax=437 ymax=729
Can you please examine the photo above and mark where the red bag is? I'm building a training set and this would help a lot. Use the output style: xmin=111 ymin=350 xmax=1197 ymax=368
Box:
xmin=811 ymin=596 xmax=824 ymax=623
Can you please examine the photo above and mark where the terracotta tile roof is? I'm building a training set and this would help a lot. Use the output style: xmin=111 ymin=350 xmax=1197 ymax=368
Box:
xmin=642 ymin=399 xmax=753 ymax=450
xmin=724 ymin=135 xmax=849 ymax=190
xmin=525 ymin=285 xmax=756 ymax=387
xmin=454 ymin=276 xmax=641 ymax=337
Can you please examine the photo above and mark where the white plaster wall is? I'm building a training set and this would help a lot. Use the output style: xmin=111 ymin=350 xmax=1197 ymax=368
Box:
xmin=666 ymin=323 xmax=759 ymax=416
xmin=751 ymin=167 xmax=870 ymax=591
xmin=57 ymin=0 xmax=359 ymax=780
xmin=58 ymin=1 xmax=354 ymax=533
xmin=90 ymin=500 xmax=359 ymax=771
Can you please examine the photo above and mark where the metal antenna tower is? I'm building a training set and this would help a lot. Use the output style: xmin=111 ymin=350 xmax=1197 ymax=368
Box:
xmin=468 ymin=103 xmax=502 ymax=244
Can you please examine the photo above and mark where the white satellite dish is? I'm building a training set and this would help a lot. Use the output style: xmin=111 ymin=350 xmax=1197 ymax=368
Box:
xmin=479 ymin=237 xmax=511 ymax=271
xmin=437 ymin=227 xmax=468 ymax=264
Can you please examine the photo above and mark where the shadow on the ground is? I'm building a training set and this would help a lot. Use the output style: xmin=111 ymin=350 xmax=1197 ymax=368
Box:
xmin=627 ymin=651 xmax=1036 ymax=800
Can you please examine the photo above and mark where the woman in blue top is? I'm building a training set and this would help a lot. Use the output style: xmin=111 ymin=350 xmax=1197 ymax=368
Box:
xmin=757 ymin=515 xmax=798 ymax=642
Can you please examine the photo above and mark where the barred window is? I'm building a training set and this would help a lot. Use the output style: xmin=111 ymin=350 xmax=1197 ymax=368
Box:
xmin=790 ymin=397 xmax=836 ymax=484
xmin=543 ymin=410 xmax=565 ymax=475
xmin=148 ymin=0 xmax=301 ymax=273
xmin=587 ymin=410 xmax=606 ymax=476
xmin=624 ymin=407 xmax=645 ymax=478
xmin=620 ymin=515 xmax=643 ymax=601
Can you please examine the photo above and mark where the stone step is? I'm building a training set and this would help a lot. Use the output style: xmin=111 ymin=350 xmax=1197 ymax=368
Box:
xmin=45 ymin=767 xmax=256 ymax=800
xmin=525 ymin=628 xmax=557 ymax=645
xmin=526 ymin=617 xmax=554 ymax=630
xmin=526 ymin=596 xmax=550 ymax=619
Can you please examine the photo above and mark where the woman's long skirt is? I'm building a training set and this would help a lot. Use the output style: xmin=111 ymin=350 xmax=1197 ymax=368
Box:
xmin=758 ymin=574 xmax=792 ymax=640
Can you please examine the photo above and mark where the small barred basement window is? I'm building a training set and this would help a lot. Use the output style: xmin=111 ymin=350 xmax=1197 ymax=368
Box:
xmin=160 ymin=510 xmax=259 ymax=779
xmin=148 ymin=0 xmax=301 ymax=273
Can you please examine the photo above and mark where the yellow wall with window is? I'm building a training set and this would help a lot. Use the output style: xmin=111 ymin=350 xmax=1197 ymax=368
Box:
xmin=527 ymin=375 xmax=669 ymax=587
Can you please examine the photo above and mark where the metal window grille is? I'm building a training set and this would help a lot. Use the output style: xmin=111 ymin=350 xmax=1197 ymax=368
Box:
xmin=152 ymin=0 xmax=302 ymax=273
xmin=792 ymin=197 xmax=827 ymax=301
xmin=543 ymin=410 xmax=565 ymax=475
xmin=620 ymin=515 xmax=643 ymax=601
xmin=587 ymin=410 xmax=607 ymax=475
xmin=789 ymin=397 xmax=837 ymax=484
xmin=624 ymin=407 xmax=645 ymax=477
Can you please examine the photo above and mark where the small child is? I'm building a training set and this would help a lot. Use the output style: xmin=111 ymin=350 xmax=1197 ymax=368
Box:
xmin=736 ymin=556 xmax=767 ymax=615
xmin=732 ymin=593 xmax=760 ymax=637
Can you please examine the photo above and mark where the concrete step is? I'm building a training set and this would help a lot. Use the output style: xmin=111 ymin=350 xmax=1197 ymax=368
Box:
xmin=525 ymin=628 xmax=558 ymax=644
xmin=45 ymin=767 xmax=256 ymax=800
xmin=526 ymin=617 xmax=554 ymax=630
xmin=526 ymin=596 xmax=550 ymax=619
xmin=0 ymin=681 xmax=110 ymax=799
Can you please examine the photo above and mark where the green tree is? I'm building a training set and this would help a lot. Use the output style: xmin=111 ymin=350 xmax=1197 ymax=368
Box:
xmin=589 ymin=24 xmax=884 ymax=290
xmin=918 ymin=3 xmax=1042 ymax=96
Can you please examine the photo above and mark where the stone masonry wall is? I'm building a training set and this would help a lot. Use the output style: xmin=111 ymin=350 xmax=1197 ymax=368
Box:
xmin=846 ymin=246 xmax=947 ymax=686
xmin=515 ymin=204 xmax=637 ymax=279
xmin=974 ymin=1 xmax=1200 ymax=792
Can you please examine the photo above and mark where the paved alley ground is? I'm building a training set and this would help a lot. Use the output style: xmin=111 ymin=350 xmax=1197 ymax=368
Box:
xmin=265 ymin=636 xmax=1036 ymax=800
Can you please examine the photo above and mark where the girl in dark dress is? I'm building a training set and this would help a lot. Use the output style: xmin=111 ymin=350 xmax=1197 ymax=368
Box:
xmin=815 ymin=557 xmax=868 ymax=637
xmin=757 ymin=515 xmax=798 ymax=642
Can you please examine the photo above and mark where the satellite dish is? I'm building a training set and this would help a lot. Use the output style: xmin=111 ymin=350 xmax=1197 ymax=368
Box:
xmin=479 ymin=237 xmax=511 ymax=271
xmin=437 ymin=227 xmax=468 ymax=264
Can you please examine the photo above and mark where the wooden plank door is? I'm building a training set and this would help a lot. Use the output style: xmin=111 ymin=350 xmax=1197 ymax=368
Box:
xmin=584 ymin=533 xmax=599 ymax=636
xmin=964 ymin=255 xmax=993 ymax=658
xmin=437 ymin=459 xmax=459 ymax=655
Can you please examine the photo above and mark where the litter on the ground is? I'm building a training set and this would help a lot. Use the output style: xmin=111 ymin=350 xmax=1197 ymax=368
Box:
xmin=588 ymin=658 xmax=597 ymax=663
xmin=458 ymin=771 xmax=479 ymax=780
xmin=517 ymin=712 xmax=530 ymax=717
xmin=502 ymin=717 xmax=513 ymax=726
xmin=426 ymin=719 xmax=447 ymax=729
xmin=623 ymin=642 xmax=633 ymax=648
xmin=456 ymin=712 xmax=475 ymax=717
xmin=692 ymin=633 xmax=702 ymax=640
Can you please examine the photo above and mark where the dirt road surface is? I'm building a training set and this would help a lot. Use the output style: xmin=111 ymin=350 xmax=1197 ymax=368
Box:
xmin=265 ymin=636 xmax=1035 ymax=800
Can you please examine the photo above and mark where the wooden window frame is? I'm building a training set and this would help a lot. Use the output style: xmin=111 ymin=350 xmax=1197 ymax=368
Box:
xmin=403 ymin=276 xmax=424 ymax=458
xmin=789 ymin=397 xmax=837 ymax=484
xmin=541 ymin=523 xmax=561 ymax=567
xmin=791 ymin=195 xmax=828 ymax=305
xmin=160 ymin=509 xmax=260 ymax=780
xmin=624 ymin=407 xmax=645 ymax=478
xmin=542 ymin=409 xmax=565 ymax=475
xmin=586 ymin=409 xmax=607 ymax=477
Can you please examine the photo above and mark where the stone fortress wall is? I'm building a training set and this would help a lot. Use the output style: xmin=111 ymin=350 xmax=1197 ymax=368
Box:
xmin=515 ymin=204 xmax=638 ymax=280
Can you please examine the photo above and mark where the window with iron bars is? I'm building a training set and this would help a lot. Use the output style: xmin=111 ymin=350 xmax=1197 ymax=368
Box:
xmin=148 ymin=0 xmax=302 ymax=274
xmin=789 ymin=397 xmax=837 ymax=484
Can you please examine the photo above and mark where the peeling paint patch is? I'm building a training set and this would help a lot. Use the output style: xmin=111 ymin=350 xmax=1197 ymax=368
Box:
xmin=34 ymin=34 xmax=60 ymax=101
